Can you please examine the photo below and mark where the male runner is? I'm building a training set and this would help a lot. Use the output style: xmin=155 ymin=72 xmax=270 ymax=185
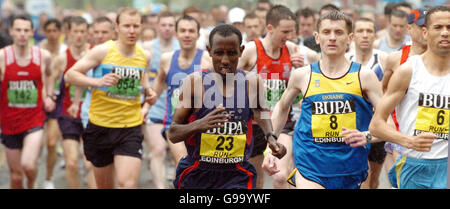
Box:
xmin=374 ymin=9 xmax=410 ymax=53
xmin=370 ymin=6 xmax=450 ymax=189
xmin=143 ymin=15 xmax=211 ymax=189
xmin=65 ymin=8 xmax=155 ymax=189
xmin=168 ymin=24 xmax=286 ymax=189
xmin=238 ymin=5 xmax=315 ymax=189
xmin=346 ymin=17 xmax=388 ymax=189
xmin=40 ymin=18 xmax=65 ymax=189
xmin=270 ymin=11 xmax=384 ymax=189
xmin=0 ymin=14 xmax=53 ymax=189
xmin=48 ymin=16 xmax=92 ymax=189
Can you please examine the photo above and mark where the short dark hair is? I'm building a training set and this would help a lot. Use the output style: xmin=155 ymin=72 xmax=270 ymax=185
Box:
xmin=384 ymin=2 xmax=397 ymax=15
xmin=44 ymin=18 xmax=62 ymax=30
xmin=209 ymin=24 xmax=242 ymax=48
xmin=296 ymin=7 xmax=315 ymax=20
xmin=317 ymin=10 xmax=353 ymax=33
xmin=93 ymin=16 xmax=114 ymax=30
xmin=266 ymin=5 xmax=296 ymax=27
xmin=394 ymin=2 xmax=412 ymax=11
xmin=354 ymin=17 xmax=376 ymax=32
xmin=10 ymin=14 xmax=34 ymax=29
xmin=243 ymin=12 xmax=259 ymax=24
xmin=425 ymin=5 xmax=450 ymax=28
xmin=175 ymin=15 xmax=200 ymax=33
xmin=319 ymin=4 xmax=340 ymax=15
xmin=69 ymin=16 xmax=88 ymax=30
xmin=389 ymin=9 xmax=408 ymax=21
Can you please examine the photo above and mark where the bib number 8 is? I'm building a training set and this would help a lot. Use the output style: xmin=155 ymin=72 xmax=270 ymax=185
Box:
xmin=330 ymin=115 xmax=338 ymax=130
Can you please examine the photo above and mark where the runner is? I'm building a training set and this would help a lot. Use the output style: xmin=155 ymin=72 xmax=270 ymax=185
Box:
xmin=64 ymin=8 xmax=155 ymax=189
xmin=47 ymin=16 xmax=92 ymax=189
xmin=0 ymin=14 xmax=53 ymax=189
xmin=142 ymin=15 xmax=211 ymax=188
xmin=168 ymin=24 xmax=286 ymax=189
xmin=270 ymin=11 xmax=383 ymax=189
xmin=238 ymin=5 xmax=313 ymax=189
xmin=369 ymin=6 xmax=450 ymax=189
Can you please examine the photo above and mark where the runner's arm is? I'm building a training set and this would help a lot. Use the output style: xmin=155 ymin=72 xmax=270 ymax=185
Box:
xmin=369 ymin=62 xmax=434 ymax=152
xmin=64 ymin=44 xmax=111 ymax=87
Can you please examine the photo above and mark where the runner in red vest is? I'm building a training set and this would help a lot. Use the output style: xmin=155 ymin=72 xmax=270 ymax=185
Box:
xmin=47 ymin=16 xmax=92 ymax=189
xmin=0 ymin=14 xmax=53 ymax=189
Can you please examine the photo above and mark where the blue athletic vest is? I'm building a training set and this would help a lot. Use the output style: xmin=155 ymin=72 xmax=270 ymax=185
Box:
xmin=163 ymin=49 xmax=203 ymax=127
xmin=148 ymin=38 xmax=180 ymax=122
xmin=184 ymin=69 xmax=253 ymax=164
xmin=293 ymin=62 xmax=373 ymax=177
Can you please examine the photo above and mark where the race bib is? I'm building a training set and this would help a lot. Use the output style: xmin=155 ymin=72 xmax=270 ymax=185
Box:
xmin=107 ymin=67 xmax=142 ymax=100
xmin=414 ymin=93 xmax=450 ymax=140
xmin=311 ymin=100 xmax=356 ymax=143
xmin=199 ymin=120 xmax=247 ymax=164
xmin=264 ymin=79 xmax=302 ymax=110
xmin=7 ymin=80 xmax=38 ymax=108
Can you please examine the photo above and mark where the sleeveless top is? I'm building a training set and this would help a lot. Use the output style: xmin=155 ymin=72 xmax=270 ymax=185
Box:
xmin=396 ymin=55 xmax=450 ymax=159
xmin=293 ymin=62 xmax=373 ymax=176
xmin=378 ymin=35 xmax=410 ymax=53
xmin=148 ymin=38 xmax=180 ymax=122
xmin=0 ymin=46 xmax=45 ymax=134
xmin=184 ymin=69 xmax=253 ymax=165
xmin=163 ymin=49 xmax=203 ymax=127
xmin=90 ymin=40 xmax=148 ymax=128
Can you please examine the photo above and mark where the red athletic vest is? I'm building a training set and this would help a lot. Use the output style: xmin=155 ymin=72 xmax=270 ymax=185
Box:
xmin=60 ymin=48 xmax=84 ymax=118
xmin=0 ymin=46 xmax=45 ymax=135
xmin=392 ymin=45 xmax=411 ymax=130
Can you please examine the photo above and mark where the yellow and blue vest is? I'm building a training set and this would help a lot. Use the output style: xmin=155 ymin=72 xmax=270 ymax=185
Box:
xmin=89 ymin=40 xmax=147 ymax=128
xmin=293 ymin=62 xmax=373 ymax=177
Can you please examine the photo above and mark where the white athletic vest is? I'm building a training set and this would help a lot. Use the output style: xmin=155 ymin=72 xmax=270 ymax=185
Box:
xmin=396 ymin=55 xmax=450 ymax=159
xmin=347 ymin=49 xmax=382 ymax=71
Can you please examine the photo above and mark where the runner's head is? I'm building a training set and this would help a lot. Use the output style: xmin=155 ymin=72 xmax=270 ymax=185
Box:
xmin=175 ymin=15 xmax=201 ymax=50
xmin=43 ymin=19 xmax=62 ymax=44
xmin=353 ymin=18 xmax=376 ymax=51
xmin=315 ymin=10 xmax=353 ymax=56
xmin=9 ymin=14 xmax=34 ymax=47
xmin=68 ymin=16 xmax=88 ymax=48
xmin=265 ymin=5 xmax=296 ymax=49
xmin=243 ymin=12 xmax=262 ymax=41
xmin=388 ymin=9 xmax=408 ymax=42
xmin=207 ymin=24 xmax=244 ymax=77
xmin=115 ymin=7 xmax=142 ymax=46
xmin=93 ymin=16 xmax=115 ymax=45
xmin=423 ymin=6 xmax=450 ymax=56
xmin=407 ymin=8 xmax=428 ymax=48
xmin=157 ymin=11 xmax=176 ymax=41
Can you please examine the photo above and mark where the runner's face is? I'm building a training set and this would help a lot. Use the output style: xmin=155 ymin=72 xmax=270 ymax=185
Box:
xmin=207 ymin=34 xmax=244 ymax=77
xmin=158 ymin=17 xmax=176 ymax=40
xmin=424 ymin=11 xmax=450 ymax=56
xmin=354 ymin=21 xmax=376 ymax=50
xmin=244 ymin=18 xmax=261 ymax=41
xmin=10 ymin=19 xmax=33 ymax=47
xmin=408 ymin=24 xmax=426 ymax=47
xmin=69 ymin=23 xmax=88 ymax=48
xmin=298 ymin=16 xmax=315 ymax=38
xmin=44 ymin=23 xmax=62 ymax=43
xmin=93 ymin=22 xmax=114 ymax=45
xmin=316 ymin=19 xmax=352 ymax=56
xmin=175 ymin=20 xmax=200 ymax=50
xmin=117 ymin=13 xmax=142 ymax=45
xmin=388 ymin=16 xmax=407 ymax=42
xmin=269 ymin=19 xmax=296 ymax=49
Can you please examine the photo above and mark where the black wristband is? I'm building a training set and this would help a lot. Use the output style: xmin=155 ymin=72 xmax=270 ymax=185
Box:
xmin=265 ymin=131 xmax=278 ymax=141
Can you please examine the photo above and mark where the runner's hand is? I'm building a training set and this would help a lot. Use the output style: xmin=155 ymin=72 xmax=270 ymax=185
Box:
xmin=194 ymin=104 xmax=229 ymax=132
xmin=407 ymin=132 xmax=435 ymax=152
xmin=96 ymin=73 xmax=121 ymax=87
xmin=144 ymin=88 xmax=157 ymax=105
xmin=67 ymin=103 xmax=80 ymax=118
xmin=341 ymin=127 xmax=367 ymax=148
xmin=262 ymin=153 xmax=280 ymax=176
xmin=44 ymin=96 xmax=56 ymax=112
xmin=268 ymin=138 xmax=286 ymax=159
xmin=291 ymin=52 xmax=305 ymax=68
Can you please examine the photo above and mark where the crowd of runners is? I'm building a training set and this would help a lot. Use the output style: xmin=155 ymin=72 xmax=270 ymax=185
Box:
xmin=0 ymin=0 xmax=449 ymax=189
